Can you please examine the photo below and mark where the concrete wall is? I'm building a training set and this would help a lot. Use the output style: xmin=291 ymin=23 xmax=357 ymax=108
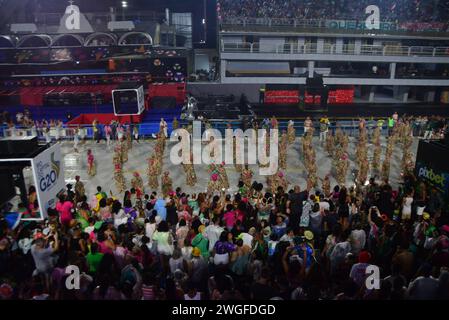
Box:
xmin=186 ymin=83 xmax=262 ymax=103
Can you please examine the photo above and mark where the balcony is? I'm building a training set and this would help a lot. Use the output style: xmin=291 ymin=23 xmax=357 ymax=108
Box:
xmin=219 ymin=17 xmax=449 ymax=38
xmin=221 ymin=42 xmax=449 ymax=58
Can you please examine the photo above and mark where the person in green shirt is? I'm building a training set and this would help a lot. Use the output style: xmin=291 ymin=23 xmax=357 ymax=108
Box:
xmin=95 ymin=186 xmax=107 ymax=199
xmin=191 ymin=225 xmax=209 ymax=260
xmin=86 ymin=243 xmax=104 ymax=274
xmin=388 ymin=117 xmax=394 ymax=136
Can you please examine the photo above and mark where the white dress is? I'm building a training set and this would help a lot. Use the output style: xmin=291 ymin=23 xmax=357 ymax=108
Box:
xmin=402 ymin=197 xmax=413 ymax=219
xmin=74 ymin=133 xmax=79 ymax=149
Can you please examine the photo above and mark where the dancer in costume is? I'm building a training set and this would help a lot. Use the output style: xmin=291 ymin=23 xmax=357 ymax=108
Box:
xmin=131 ymin=171 xmax=144 ymax=199
xmin=87 ymin=149 xmax=96 ymax=177
xmin=217 ymin=162 xmax=230 ymax=190
xmin=147 ymin=155 xmax=159 ymax=189
xmin=287 ymin=120 xmax=296 ymax=144
xmin=74 ymin=175 xmax=85 ymax=203
xmin=161 ymin=171 xmax=173 ymax=197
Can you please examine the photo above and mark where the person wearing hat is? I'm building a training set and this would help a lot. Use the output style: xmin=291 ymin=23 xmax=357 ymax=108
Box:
xmin=302 ymin=230 xmax=316 ymax=270
xmin=188 ymin=247 xmax=208 ymax=286
xmin=349 ymin=251 xmax=373 ymax=287
xmin=191 ymin=225 xmax=209 ymax=260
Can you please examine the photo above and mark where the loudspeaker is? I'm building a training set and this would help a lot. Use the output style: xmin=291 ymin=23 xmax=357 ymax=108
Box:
xmin=0 ymin=136 xmax=38 ymax=156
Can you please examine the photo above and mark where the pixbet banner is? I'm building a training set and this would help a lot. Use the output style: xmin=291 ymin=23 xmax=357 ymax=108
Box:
xmin=415 ymin=161 xmax=449 ymax=197
xmin=31 ymin=143 xmax=65 ymax=219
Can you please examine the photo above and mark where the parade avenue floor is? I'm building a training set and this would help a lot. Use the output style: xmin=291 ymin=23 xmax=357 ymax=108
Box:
xmin=56 ymin=136 xmax=419 ymax=197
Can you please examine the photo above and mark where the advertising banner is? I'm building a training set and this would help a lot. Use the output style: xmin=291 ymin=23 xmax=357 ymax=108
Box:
xmin=415 ymin=161 xmax=449 ymax=197
xmin=31 ymin=143 xmax=65 ymax=219
xmin=414 ymin=140 xmax=449 ymax=199
xmin=325 ymin=20 xmax=397 ymax=31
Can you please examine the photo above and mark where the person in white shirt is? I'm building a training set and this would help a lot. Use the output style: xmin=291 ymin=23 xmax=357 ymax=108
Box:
xmin=350 ymin=222 xmax=366 ymax=256
xmin=145 ymin=216 xmax=157 ymax=240
xmin=239 ymin=227 xmax=256 ymax=248
xmin=402 ymin=190 xmax=414 ymax=220
xmin=329 ymin=230 xmax=352 ymax=274
xmin=160 ymin=118 xmax=168 ymax=137
xmin=319 ymin=200 xmax=330 ymax=212
xmin=205 ymin=216 xmax=224 ymax=252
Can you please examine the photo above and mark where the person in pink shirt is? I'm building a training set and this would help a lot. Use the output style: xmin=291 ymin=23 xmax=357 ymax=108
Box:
xmin=87 ymin=149 xmax=96 ymax=177
xmin=104 ymin=124 xmax=112 ymax=148
xmin=235 ymin=202 xmax=246 ymax=223
xmin=55 ymin=194 xmax=74 ymax=226
xmin=223 ymin=204 xmax=237 ymax=230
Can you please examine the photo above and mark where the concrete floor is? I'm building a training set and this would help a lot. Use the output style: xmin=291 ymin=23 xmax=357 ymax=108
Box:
xmin=58 ymin=135 xmax=419 ymax=197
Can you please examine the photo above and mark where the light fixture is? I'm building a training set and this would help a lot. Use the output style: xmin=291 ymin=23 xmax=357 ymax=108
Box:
xmin=202 ymin=18 xmax=206 ymax=24
xmin=121 ymin=1 xmax=128 ymax=8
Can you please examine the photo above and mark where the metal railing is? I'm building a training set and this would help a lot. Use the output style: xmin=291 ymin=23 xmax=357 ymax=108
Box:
xmin=0 ymin=120 xmax=400 ymax=140
xmin=221 ymin=41 xmax=449 ymax=57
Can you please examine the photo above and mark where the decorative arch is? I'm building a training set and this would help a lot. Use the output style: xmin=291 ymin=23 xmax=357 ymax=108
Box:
xmin=0 ymin=35 xmax=17 ymax=48
xmin=17 ymin=34 xmax=52 ymax=48
xmin=118 ymin=32 xmax=152 ymax=46
xmin=84 ymin=32 xmax=117 ymax=46
xmin=51 ymin=34 xmax=84 ymax=47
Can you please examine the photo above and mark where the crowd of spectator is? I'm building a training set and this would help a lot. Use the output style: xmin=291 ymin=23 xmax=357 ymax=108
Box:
xmin=218 ymin=0 xmax=449 ymax=24
xmin=0 ymin=112 xmax=449 ymax=300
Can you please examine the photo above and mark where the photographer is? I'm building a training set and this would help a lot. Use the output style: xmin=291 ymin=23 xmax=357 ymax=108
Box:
xmin=30 ymin=228 xmax=60 ymax=292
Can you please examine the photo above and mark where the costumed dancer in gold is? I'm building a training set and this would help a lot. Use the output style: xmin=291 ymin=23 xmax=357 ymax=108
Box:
xmin=74 ymin=175 xmax=85 ymax=203
xmin=126 ymin=126 xmax=132 ymax=150
xmin=120 ymin=139 xmax=128 ymax=163
xmin=400 ymin=121 xmax=415 ymax=176
xmin=259 ymin=130 xmax=270 ymax=168
xmin=233 ymin=136 xmax=243 ymax=172
xmin=287 ymin=120 xmax=296 ymax=144
xmin=172 ymin=117 xmax=179 ymax=130
xmin=113 ymin=153 xmax=126 ymax=193
xmin=325 ymin=131 xmax=335 ymax=157
xmin=267 ymin=170 xmax=288 ymax=193
xmin=371 ymin=126 xmax=382 ymax=174
xmin=217 ymin=162 xmax=230 ymax=190
xmin=241 ymin=166 xmax=253 ymax=191
xmin=147 ymin=155 xmax=159 ymax=189
xmin=207 ymin=164 xmax=221 ymax=193
xmin=270 ymin=116 xmax=279 ymax=129
xmin=161 ymin=171 xmax=173 ymax=197
xmin=131 ymin=171 xmax=144 ymax=198
xmin=320 ymin=174 xmax=331 ymax=198
xmin=381 ymin=132 xmax=398 ymax=182
xmin=279 ymin=130 xmax=288 ymax=170
xmin=277 ymin=170 xmax=288 ymax=191
xmin=183 ymin=152 xmax=197 ymax=187
xmin=302 ymin=129 xmax=317 ymax=188
xmin=334 ymin=150 xmax=349 ymax=186
xmin=355 ymin=127 xmax=369 ymax=188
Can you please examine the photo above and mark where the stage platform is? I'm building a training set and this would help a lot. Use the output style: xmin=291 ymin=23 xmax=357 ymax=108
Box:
xmin=251 ymin=103 xmax=449 ymax=120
